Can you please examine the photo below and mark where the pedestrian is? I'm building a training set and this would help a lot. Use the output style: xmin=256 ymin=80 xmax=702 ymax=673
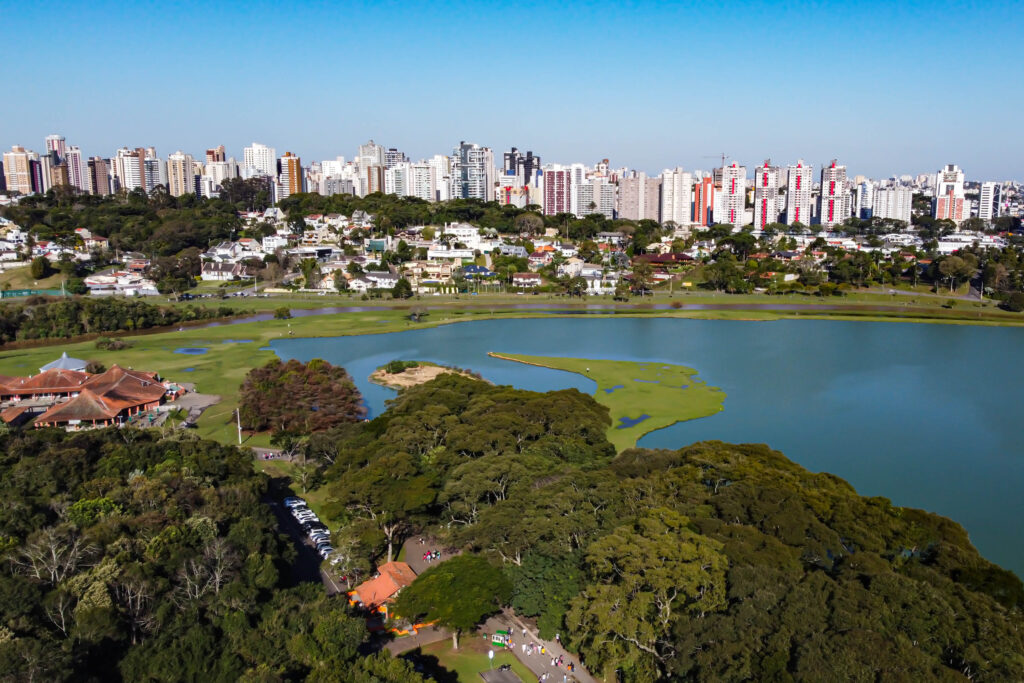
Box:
xmin=555 ymin=632 xmax=560 ymax=643
xmin=522 ymin=628 xmax=527 ymax=638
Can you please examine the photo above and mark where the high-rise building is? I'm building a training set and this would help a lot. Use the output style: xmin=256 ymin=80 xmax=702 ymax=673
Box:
xmin=279 ymin=152 xmax=303 ymax=198
xmin=87 ymin=157 xmax=111 ymax=196
xmin=785 ymin=161 xmax=812 ymax=226
xmin=205 ymin=146 xmax=226 ymax=164
xmin=753 ymin=161 xmax=781 ymax=228
xmin=143 ymin=156 xmax=166 ymax=193
xmin=818 ymin=160 xmax=848 ymax=229
xmin=452 ymin=141 xmax=494 ymax=200
xmin=978 ymin=181 xmax=1000 ymax=222
xmin=542 ymin=167 xmax=572 ymax=216
xmin=504 ymin=147 xmax=541 ymax=184
xmin=408 ymin=163 xmax=437 ymax=202
xmin=427 ymin=155 xmax=452 ymax=201
xmin=855 ymin=181 xmax=875 ymax=219
xmin=384 ymin=148 xmax=407 ymax=169
xmin=49 ymin=162 xmax=70 ymax=189
xmin=872 ymin=187 xmax=912 ymax=224
xmin=660 ymin=168 xmax=693 ymax=227
xmin=4 ymin=146 xmax=35 ymax=195
xmin=167 ymin=151 xmax=196 ymax=196
xmin=65 ymin=146 xmax=87 ymax=192
xmin=358 ymin=140 xmax=386 ymax=167
xmin=112 ymin=148 xmax=144 ymax=192
xmin=44 ymin=134 xmax=66 ymax=162
xmin=616 ymin=172 xmax=661 ymax=222
xmin=243 ymin=142 xmax=277 ymax=177
xmin=693 ymin=176 xmax=715 ymax=226
xmin=717 ymin=162 xmax=746 ymax=226
xmin=933 ymin=164 xmax=965 ymax=224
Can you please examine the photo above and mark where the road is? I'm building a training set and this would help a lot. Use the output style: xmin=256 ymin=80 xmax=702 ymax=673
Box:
xmin=263 ymin=478 xmax=343 ymax=594
xmin=483 ymin=612 xmax=597 ymax=683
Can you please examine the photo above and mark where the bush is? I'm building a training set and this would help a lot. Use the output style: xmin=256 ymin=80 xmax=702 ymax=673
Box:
xmin=384 ymin=360 xmax=420 ymax=374
xmin=95 ymin=337 xmax=132 ymax=350
xmin=999 ymin=292 xmax=1024 ymax=312
xmin=273 ymin=307 xmax=292 ymax=319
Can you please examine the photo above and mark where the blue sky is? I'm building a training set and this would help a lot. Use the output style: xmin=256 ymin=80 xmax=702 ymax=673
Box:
xmin=3 ymin=0 xmax=1022 ymax=179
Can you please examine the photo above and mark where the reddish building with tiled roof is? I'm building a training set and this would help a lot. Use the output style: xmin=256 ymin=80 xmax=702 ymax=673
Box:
xmin=0 ymin=369 xmax=92 ymax=400
xmin=0 ymin=360 xmax=180 ymax=430
xmin=350 ymin=561 xmax=418 ymax=612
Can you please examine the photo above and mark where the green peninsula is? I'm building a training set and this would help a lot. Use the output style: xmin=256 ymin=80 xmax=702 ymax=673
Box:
xmin=489 ymin=352 xmax=725 ymax=451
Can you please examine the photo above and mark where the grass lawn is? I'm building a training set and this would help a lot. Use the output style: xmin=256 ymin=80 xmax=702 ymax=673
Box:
xmin=489 ymin=353 xmax=725 ymax=451
xmin=413 ymin=638 xmax=533 ymax=682
xmin=0 ymin=266 xmax=67 ymax=291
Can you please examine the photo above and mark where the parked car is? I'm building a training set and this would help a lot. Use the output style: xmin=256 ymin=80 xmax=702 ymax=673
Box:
xmin=283 ymin=497 xmax=306 ymax=508
xmin=310 ymin=533 xmax=330 ymax=544
xmin=318 ymin=547 xmax=334 ymax=559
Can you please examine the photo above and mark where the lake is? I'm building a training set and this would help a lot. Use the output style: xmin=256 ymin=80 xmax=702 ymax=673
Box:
xmin=271 ymin=317 xmax=1024 ymax=576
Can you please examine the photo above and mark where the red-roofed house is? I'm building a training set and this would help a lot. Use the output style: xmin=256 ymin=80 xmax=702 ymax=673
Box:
xmin=349 ymin=561 xmax=418 ymax=617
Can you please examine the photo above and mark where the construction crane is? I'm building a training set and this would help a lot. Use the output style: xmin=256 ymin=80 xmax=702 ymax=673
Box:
xmin=702 ymin=153 xmax=728 ymax=168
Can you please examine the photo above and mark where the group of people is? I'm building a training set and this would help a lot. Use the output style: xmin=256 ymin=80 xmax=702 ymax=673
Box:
xmin=420 ymin=549 xmax=441 ymax=563
xmin=518 ymin=629 xmax=576 ymax=682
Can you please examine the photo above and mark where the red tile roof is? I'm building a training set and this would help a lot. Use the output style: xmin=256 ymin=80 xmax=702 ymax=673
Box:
xmin=351 ymin=561 xmax=417 ymax=608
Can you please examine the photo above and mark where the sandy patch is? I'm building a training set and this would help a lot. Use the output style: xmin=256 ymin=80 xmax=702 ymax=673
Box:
xmin=369 ymin=364 xmax=475 ymax=389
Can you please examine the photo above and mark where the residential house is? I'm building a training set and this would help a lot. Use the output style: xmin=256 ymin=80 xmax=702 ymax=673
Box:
xmin=512 ymin=272 xmax=543 ymax=289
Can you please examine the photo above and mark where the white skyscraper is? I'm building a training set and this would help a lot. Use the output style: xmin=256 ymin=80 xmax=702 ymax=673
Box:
xmin=660 ymin=168 xmax=693 ymax=226
xmin=855 ymin=180 xmax=875 ymax=219
xmin=785 ymin=161 xmax=813 ymax=225
xmin=717 ymin=162 xmax=746 ymax=226
xmin=408 ymin=163 xmax=438 ymax=202
xmin=243 ymin=142 xmax=277 ymax=177
xmin=819 ymin=160 xmax=849 ymax=229
xmin=452 ymin=141 xmax=494 ymax=200
xmin=979 ymin=181 xmax=999 ymax=222
xmin=427 ymin=155 xmax=451 ymax=201
xmin=752 ymin=161 xmax=781 ymax=228
xmin=113 ymin=148 xmax=144 ymax=192
xmin=872 ymin=187 xmax=913 ymax=224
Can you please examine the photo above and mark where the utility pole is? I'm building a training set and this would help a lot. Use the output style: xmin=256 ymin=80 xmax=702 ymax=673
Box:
xmin=236 ymin=408 xmax=242 ymax=445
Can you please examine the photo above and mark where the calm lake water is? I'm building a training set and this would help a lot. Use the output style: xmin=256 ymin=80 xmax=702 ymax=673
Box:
xmin=271 ymin=318 xmax=1024 ymax=576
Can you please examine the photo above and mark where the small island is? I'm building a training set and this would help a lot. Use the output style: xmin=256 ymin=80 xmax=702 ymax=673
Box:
xmin=489 ymin=352 xmax=725 ymax=451
xmin=369 ymin=360 xmax=484 ymax=390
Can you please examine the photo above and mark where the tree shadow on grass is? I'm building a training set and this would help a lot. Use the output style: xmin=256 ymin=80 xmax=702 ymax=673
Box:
xmin=400 ymin=648 xmax=459 ymax=683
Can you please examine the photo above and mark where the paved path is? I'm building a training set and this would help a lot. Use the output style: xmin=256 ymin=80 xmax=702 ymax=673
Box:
xmin=401 ymin=536 xmax=456 ymax=575
xmin=384 ymin=625 xmax=450 ymax=655
xmin=483 ymin=612 xmax=597 ymax=683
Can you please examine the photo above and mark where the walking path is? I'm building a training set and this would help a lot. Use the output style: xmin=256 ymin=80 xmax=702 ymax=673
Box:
xmin=483 ymin=611 xmax=597 ymax=683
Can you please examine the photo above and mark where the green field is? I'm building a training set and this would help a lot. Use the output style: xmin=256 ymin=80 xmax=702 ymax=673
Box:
xmin=413 ymin=639 xmax=533 ymax=682
xmin=489 ymin=353 xmax=725 ymax=451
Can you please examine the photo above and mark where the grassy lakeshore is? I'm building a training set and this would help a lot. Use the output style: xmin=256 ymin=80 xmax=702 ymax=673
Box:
xmin=489 ymin=353 xmax=725 ymax=451
xmin=1 ymin=296 xmax=1022 ymax=449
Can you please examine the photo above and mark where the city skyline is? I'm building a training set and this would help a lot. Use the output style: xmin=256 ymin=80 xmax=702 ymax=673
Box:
xmin=4 ymin=0 xmax=1023 ymax=180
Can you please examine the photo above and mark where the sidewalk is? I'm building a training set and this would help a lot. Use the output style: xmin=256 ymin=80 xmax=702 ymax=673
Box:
xmin=482 ymin=611 xmax=598 ymax=683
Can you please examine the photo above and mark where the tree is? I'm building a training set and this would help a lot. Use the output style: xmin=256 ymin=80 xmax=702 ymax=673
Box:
xmin=30 ymin=256 xmax=51 ymax=280
xmin=299 ymin=258 xmax=321 ymax=288
xmin=393 ymin=554 xmax=511 ymax=649
xmin=631 ymin=261 xmax=654 ymax=294
xmin=274 ymin=306 xmax=292 ymax=319
xmin=567 ymin=508 xmax=728 ymax=680
xmin=392 ymin=277 xmax=413 ymax=299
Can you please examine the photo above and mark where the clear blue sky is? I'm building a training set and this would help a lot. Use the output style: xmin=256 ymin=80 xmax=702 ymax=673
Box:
xmin=4 ymin=0 xmax=1022 ymax=180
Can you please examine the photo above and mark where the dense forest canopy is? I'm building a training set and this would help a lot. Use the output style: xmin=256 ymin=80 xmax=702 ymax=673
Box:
xmin=0 ymin=428 xmax=424 ymax=682
xmin=308 ymin=374 xmax=1024 ymax=682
